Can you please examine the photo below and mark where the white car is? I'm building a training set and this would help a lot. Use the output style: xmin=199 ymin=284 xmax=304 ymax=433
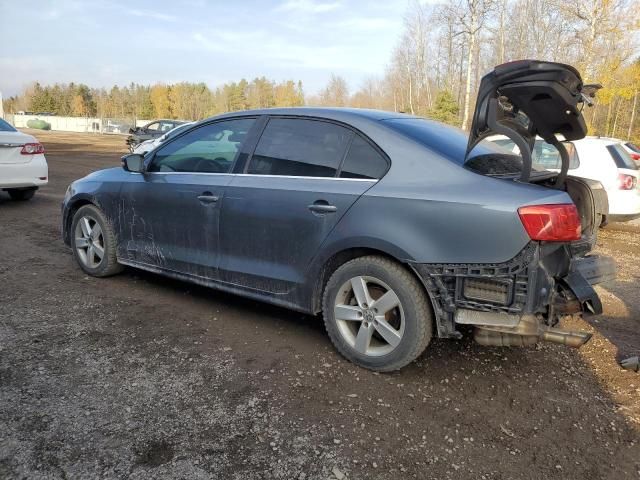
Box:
xmin=132 ymin=121 xmax=195 ymax=155
xmin=489 ymin=135 xmax=640 ymax=223
xmin=0 ymin=118 xmax=48 ymax=201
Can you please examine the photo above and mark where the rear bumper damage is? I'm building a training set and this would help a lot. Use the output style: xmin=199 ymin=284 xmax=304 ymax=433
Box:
xmin=411 ymin=242 xmax=615 ymax=348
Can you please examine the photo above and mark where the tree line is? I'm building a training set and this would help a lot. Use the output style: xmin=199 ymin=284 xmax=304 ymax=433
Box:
xmin=3 ymin=0 xmax=639 ymax=141
xmin=3 ymin=78 xmax=305 ymax=122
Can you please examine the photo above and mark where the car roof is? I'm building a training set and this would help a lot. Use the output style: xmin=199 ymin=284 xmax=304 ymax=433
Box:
xmin=579 ymin=136 xmax=622 ymax=146
xmin=208 ymin=107 xmax=417 ymax=123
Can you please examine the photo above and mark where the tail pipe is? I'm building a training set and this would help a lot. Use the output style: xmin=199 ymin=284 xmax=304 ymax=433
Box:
xmin=540 ymin=328 xmax=592 ymax=348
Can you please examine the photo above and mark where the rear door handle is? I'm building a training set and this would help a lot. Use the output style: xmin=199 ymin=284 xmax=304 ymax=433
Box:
xmin=197 ymin=193 xmax=219 ymax=204
xmin=308 ymin=203 xmax=337 ymax=214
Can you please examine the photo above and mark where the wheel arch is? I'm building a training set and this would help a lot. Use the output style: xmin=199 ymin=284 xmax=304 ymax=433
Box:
xmin=310 ymin=245 xmax=434 ymax=318
xmin=63 ymin=196 xmax=98 ymax=245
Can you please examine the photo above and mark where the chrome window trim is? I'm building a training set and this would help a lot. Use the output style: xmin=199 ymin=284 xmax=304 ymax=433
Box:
xmin=142 ymin=171 xmax=377 ymax=182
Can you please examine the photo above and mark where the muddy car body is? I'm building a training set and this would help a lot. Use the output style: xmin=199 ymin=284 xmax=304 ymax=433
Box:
xmin=62 ymin=61 xmax=615 ymax=370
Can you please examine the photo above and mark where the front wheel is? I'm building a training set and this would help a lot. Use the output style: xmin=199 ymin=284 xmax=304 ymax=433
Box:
xmin=71 ymin=204 xmax=123 ymax=277
xmin=322 ymin=256 xmax=433 ymax=371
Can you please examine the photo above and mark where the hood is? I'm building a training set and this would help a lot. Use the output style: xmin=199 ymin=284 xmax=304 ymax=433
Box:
xmin=466 ymin=60 xmax=599 ymax=185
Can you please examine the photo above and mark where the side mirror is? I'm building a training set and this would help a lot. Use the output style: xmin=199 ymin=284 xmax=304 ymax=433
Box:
xmin=121 ymin=153 xmax=145 ymax=173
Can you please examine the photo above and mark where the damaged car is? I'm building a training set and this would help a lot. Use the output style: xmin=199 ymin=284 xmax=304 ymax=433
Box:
xmin=126 ymin=119 xmax=186 ymax=152
xmin=62 ymin=60 xmax=615 ymax=371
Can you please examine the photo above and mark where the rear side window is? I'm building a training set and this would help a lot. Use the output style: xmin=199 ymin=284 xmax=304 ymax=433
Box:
xmin=0 ymin=118 xmax=17 ymax=132
xmin=248 ymin=118 xmax=351 ymax=177
xmin=340 ymin=135 xmax=388 ymax=179
xmin=607 ymin=144 xmax=638 ymax=170
xmin=149 ymin=118 xmax=255 ymax=173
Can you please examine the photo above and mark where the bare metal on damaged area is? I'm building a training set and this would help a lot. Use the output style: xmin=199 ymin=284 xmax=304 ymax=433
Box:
xmin=61 ymin=60 xmax=615 ymax=371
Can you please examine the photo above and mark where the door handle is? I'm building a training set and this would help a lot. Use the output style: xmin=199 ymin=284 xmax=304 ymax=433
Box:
xmin=308 ymin=203 xmax=337 ymax=214
xmin=197 ymin=193 xmax=219 ymax=204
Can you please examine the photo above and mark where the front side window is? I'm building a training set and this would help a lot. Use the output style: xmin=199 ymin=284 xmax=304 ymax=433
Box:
xmin=340 ymin=135 xmax=389 ymax=179
xmin=148 ymin=118 xmax=255 ymax=173
xmin=247 ymin=118 xmax=352 ymax=177
xmin=145 ymin=122 xmax=161 ymax=132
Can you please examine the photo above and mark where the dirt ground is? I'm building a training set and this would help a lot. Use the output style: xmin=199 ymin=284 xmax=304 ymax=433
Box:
xmin=1 ymin=129 xmax=639 ymax=479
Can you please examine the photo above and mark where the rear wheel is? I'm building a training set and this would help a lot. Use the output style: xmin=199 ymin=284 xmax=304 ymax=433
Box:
xmin=7 ymin=187 xmax=36 ymax=201
xmin=322 ymin=256 xmax=433 ymax=371
xmin=71 ymin=204 xmax=123 ymax=277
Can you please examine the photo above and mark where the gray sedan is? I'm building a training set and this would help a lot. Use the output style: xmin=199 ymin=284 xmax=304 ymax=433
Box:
xmin=62 ymin=60 xmax=614 ymax=371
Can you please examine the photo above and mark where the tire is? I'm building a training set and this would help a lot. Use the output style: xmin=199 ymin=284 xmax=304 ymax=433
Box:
xmin=7 ymin=188 xmax=36 ymax=201
xmin=70 ymin=204 xmax=123 ymax=277
xmin=322 ymin=256 xmax=433 ymax=372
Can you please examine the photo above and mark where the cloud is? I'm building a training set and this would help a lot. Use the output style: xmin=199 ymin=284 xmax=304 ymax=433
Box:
xmin=276 ymin=0 xmax=341 ymax=14
xmin=128 ymin=8 xmax=177 ymax=22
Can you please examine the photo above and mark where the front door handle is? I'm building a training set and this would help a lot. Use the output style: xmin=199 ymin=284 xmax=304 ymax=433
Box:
xmin=308 ymin=203 xmax=337 ymax=214
xmin=197 ymin=192 xmax=219 ymax=204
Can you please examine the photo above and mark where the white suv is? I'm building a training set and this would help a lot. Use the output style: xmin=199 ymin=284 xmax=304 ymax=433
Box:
xmin=0 ymin=118 xmax=48 ymax=201
xmin=490 ymin=135 xmax=640 ymax=223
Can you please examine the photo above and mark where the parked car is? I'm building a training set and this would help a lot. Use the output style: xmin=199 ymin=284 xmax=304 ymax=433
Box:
xmin=62 ymin=61 xmax=614 ymax=371
xmin=0 ymin=118 xmax=48 ymax=200
xmin=132 ymin=121 xmax=195 ymax=155
xmin=490 ymin=136 xmax=640 ymax=222
xmin=126 ymin=119 xmax=186 ymax=151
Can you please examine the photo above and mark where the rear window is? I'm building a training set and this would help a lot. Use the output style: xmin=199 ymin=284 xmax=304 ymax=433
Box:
xmin=0 ymin=118 xmax=17 ymax=132
xmin=607 ymin=144 xmax=638 ymax=170
xmin=383 ymin=118 xmax=471 ymax=163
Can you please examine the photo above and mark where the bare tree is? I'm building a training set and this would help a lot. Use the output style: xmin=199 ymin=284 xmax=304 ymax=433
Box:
xmin=458 ymin=0 xmax=494 ymax=130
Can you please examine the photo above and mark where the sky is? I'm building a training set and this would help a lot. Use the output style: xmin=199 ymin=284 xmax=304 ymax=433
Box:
xmin=0 ymin=0 xmax=414 ymax=97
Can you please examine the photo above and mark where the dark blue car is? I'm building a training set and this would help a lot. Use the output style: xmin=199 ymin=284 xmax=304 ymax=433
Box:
xmin=62 ymin=61 xmax=614 ymax=371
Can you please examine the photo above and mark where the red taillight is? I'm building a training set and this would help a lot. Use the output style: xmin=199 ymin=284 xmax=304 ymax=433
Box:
xmin=518 ymin=204 xmax=581 ymax=242
xmin=20 ymin=143 xmax=45 ymax=155
xmin=618 ymin=173 xmax=637 ymax=190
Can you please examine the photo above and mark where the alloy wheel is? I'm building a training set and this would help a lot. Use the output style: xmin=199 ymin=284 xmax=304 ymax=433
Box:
xmin=334 ymin=276 xmax=405 ymax=357
xmin=74 ymin=215 xmax=105 ymax=269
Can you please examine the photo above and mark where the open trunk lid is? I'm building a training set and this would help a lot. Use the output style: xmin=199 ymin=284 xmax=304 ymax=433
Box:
xmin=465 ymin=60 xmax=599 ymax=185
xmin=464 ymin=60 xmax=607 ymax=240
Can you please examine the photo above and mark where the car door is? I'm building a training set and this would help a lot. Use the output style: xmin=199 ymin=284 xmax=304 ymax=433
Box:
xmin=218 ymin=117 xmax=387 ymax=294
xmin=118 ymin=117 xmax=257 ymax=279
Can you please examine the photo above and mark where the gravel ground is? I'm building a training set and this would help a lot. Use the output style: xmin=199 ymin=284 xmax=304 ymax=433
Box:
xmin=0 ymin=130 xmax=639 ymax=479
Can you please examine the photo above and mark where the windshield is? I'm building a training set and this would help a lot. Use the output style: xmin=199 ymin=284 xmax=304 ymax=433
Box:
xmin=0 ymin=118 xmax=17 ymax=132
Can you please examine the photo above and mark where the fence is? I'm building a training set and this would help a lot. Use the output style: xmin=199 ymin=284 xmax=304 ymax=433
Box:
xmin=7 ymin=114 xmax=150 ymax=134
